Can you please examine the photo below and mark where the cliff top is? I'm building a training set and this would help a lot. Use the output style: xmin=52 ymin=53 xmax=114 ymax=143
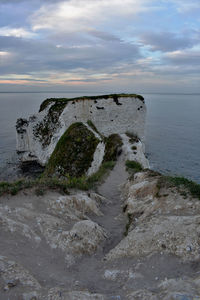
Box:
xmin=39 ymin=93 xmax=144 ymax=112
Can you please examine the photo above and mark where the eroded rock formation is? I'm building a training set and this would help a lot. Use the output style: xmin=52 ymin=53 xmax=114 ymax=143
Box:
xmin=16 ymin=94 xmax=149 ymax=175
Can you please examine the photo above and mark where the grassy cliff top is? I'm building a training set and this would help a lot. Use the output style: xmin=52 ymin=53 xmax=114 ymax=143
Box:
xmin=39 ymin=93 xmax=144 ymax=112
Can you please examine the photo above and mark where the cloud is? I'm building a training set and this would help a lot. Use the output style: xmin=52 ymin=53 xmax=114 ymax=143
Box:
xmin=140 ymin=31 xmax=199 ymax=52
xmin=0 ymin=51 xmax=10 ymax=56
xmin=0 ymin=26 xmax=37 ymax=38
xmin=30 ymin=0 xmax=156 ymax=33
xmin=88 ymin=30 xmax=121 ymax=42
xmin=169 ymin=0 xmax=200 ymax=13
xmin=0 ymin=35 xmax=140 ymax=78
xmin=0 ymin=0 xmax=200 ymax=92
xmin=165 ymin=49 xmax=200 ymax=65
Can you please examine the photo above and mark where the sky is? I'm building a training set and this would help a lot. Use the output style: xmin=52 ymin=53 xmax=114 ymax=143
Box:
xmin=0 ymin=0 xmax=200 ymax=93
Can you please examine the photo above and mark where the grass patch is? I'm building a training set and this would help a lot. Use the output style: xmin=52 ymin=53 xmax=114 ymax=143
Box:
xmin=63 ymin=161 xmax=115 ymax=190
xmin=125 ymin=160 xmax=143 ymax=173
xmin=39 ymin=98 xmax=69 ymax=113
xmin=0 ymin=179 xmax=34 ymax=197
xmin=156 ymin=175 xmax=200 ymax=200
xmin=44 ymin=122 xmax=99 ymax=177
xmin=39 ymin=94 xmax=144 ymax=112
xmin=125 ymin=132 xmax=139 ymax=143
xmin=87 ymin=120 xmax=100 ymax=135
xmin=166 ymin=176 xmax=200 ymax=200
xmin=0 ymin=161 xmax=115 ymax=197
xmin=0 ymin=177 xmax=71 ymax=197
xmin=87 ymin=161 xmax=115 ymax=187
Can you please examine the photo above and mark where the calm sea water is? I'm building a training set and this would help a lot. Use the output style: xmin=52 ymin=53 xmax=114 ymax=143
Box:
xmin=0 ymin=92 xmax=199 ymax=183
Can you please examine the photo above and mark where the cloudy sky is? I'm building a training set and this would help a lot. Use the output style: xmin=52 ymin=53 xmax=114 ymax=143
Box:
xmin=0 ymin=0 xmax=200 ymax=93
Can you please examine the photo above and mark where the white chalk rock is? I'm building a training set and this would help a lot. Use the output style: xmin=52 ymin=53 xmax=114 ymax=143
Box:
xmin=16 ymin=95 xmax=146 ymax=169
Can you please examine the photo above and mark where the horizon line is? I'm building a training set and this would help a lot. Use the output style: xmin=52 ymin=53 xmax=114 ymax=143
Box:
xmin=0 ymin=91 xmax=200 ymax=95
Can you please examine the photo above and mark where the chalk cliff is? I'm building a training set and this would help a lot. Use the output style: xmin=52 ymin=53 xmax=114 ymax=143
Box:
xmin=16 ymin=94 xmax=149 ymax=175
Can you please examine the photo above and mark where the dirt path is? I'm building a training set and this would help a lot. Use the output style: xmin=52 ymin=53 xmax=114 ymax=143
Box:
xmin=96 ymin=155 xmax=128 ymax=253
xmin=65 ymin=155 xmax=130 ymax=297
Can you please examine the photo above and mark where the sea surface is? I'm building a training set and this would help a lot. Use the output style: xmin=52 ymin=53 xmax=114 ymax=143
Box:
xmin=0 ymin=92 xmax=199 ymax=183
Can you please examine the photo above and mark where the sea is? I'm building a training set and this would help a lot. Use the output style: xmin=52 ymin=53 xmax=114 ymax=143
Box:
xmin=0 ymin=92 xmax=199 ymax=183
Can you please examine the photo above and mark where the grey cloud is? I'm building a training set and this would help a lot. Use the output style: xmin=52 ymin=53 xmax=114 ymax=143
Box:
xmin=44 ymin=29 xmax=121 ymax=49
xmin=0 ymin=35 xmax=141 ymax=75
xmin=140 ymin=32 xmax=198 ymax=52
xmin=88 ymin=30 xmax=121 ymax=42
xmin=165 ymin=51 xmax=200 ymax=66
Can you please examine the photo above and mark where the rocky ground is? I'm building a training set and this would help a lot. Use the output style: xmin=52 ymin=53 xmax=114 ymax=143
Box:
xmin=0 ymin=156 xmax=200 ymax=299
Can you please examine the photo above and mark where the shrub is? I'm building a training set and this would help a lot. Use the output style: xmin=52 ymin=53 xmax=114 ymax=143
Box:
xmin=156 ymin=175 xmax=200 ymax=200
xmin=166 ymin=176 xmax=200 ymax=200
xmin=0 ymin=179 xmax=35 ymax=196
xmin=125 ymin=160 xmax=143 ymax=172
xmin=125 ymin=132 xmax=139 ymax=143
xmin=35 ymin=188 xmax=45 ymax=196
xmin=131 ymin=146 xmax=137 ymax=151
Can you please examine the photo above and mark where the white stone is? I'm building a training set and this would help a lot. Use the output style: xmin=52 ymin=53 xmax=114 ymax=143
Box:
xmin=120 ymin=133 xmax=149 ymax=169
xmin=87 ymin=141 xmax=105 ymax=176
xmin=106 ymin=215 xmax=200 ymax=261
xmin=16 ymin=96 xmax=146 ymax=166
xmin=0 ymin=256 xmax=41 ymax=290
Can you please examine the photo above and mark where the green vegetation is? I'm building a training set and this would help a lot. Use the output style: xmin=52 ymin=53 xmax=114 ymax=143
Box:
xmin=103 ymin=134 xmax=123 ymax=162
xmin=125 ymin=131 xmax=139 ymax=143
xmin=34 ymin=100 xmax=67 ymax=147
xmin=39 ymin=98 xmax=68 ymax=112
xmin=44 ymin=122 xmax=99 ymax=177
xmin=48 ymin=161 xmax=115 ymax=191
xmin=35 ymin=188 xmax=45 ymax=196
xmin=125 ymin=160 xmax=143 ymax=172
xmin=87 ymin=120 xmax=99 ymax=133
xmin=157 ymin=175 xmax=200 ymax=200
xmin=146 ymin=169 xmax=161 ymax=177
xmin=87 ymin=161 xmax=115 ymax=187
xmin=39 ymin=93 xmax=144 ymax=112
xmin=35 ymin=94 xmax=144 ymax=147
xmin=0 ymin=179 xmax=34 ymax=196
xmin=64 ymin=161 xmax=115 ymax=190
xmin=86 ymin=120 xmax=103 ymax=139
xmin=124 ymin=213 xmax=134 ymax=236
xmin=136 ymin=95 xmax=145 ymax=101
xmin=0 ymin=161 xmax=115 ymax=196
xmin=0 ymin=177 xmax=71 ymax=197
